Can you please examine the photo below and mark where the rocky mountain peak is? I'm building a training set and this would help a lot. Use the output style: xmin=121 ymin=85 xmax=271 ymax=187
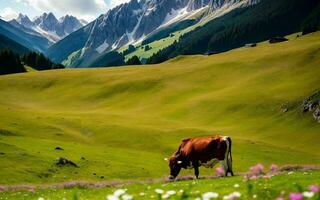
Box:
xmin=16 ymin=13 xmax=34 ymax=27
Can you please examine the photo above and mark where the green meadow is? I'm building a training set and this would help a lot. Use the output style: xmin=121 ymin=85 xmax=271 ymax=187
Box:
xmin=0 ymin=31 xmax=319 ymax=190
xmin=1 ymin=171 xmax=319 ymax=200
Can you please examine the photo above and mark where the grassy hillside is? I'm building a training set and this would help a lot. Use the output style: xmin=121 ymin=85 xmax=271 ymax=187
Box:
xmin=0 ymin=32 xmax=320 ymax=185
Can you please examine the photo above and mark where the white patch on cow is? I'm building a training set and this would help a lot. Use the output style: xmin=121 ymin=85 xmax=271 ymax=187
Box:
xmin=220 ymin=136 xmax=233 ymax=176
xmin=199 ymin=158 xmax=219 ymax=168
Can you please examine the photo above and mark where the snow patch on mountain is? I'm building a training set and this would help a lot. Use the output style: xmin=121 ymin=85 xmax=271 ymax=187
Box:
xmin=96 ymin=40 xmax=109 ymax=53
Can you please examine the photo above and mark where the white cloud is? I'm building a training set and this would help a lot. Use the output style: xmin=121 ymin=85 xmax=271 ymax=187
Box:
xmin=109 ymin=0 xmax=131 ymax=7
xmin=0 ymin=7 xmax=18 ymax=21
xmin=16 ymin=0 xmax=131 ymax=21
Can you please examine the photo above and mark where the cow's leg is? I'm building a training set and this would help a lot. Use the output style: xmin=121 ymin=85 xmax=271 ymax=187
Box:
xmin=192 ymin=161 xmax=199 ymax=179
xmin=220 ymin=159 xmax=228 ymax=176
xmin=227 ymin=156 xmax=234 ymax=176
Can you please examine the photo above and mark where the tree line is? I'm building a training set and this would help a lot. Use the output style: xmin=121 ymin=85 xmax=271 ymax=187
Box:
xmin=146 ymin=0 xmax=320 ymax=64
xmin=0 ymin=49 xmax=65 ymax=75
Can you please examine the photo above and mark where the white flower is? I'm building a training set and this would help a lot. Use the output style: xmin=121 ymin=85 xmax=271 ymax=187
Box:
xmin=114 ymin=189 xmax=126 ymax=197
xmin=202 ymin=192 xmax=219 ymax=200
xmin=223 ymin=192 xmax=241 ymax=200
xmin=122 ymin=194 xmax=133 ymax=200
xmin=167 ymin=190 xmax=176 ymax=195
xmin=179 ymin=189 xmax=184 ymax=193
xmin=38 ymin=198 xmax=45 ymax=200
xmin=234 ymin=184 xmax=240 ymax=188
xmin=155 ymin=189 xmax=164 ymax=194
xmin=162 ymin=193 xmax=170 ymax=199
xmin=139 ymin=192 xmax=145 ymax=196
xmin=195 ymin=198 xmax=201 ymax=200
xmin=288 ymin=171 xmax=294 ymax=175
xmin=231 ymin=192 xmax=241 ymax=198
xmin=253 ymin=194 xmax=257 ymax=198
xmin=303 ymin=191 xmax=314 ymax=198
xmin=107 ymin=195 xmax=119 ymax=200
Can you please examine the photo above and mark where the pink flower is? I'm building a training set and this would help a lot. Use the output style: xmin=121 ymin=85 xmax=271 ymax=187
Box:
xmin=289 ymin=192 xmax=303 ymax=200
xmin=270 ymin=164 xmax=278 ymax=171
xmin=250 ymin=163 xmax=264 ymax=175
xmin=249 ymin=175 xmax=258 ymax=180
xmin=309 ymin=185 xmax=319 ymax=193
xmin=216 ymin=167 xmax=225 ymax=176
xmin=276 ymin=197 xmax=284 ymax=200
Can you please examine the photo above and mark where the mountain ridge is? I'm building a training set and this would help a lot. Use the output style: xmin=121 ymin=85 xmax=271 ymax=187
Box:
xmin=9 ymin=12 xmax=87 ymax=43
xmin=47 ymin=0 xmax=258 ymax=67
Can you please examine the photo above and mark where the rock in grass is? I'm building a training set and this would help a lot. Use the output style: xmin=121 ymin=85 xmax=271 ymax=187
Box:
xmin=55 ymin=147 xmax=64 ymax=150
xmin=56 ymin=157 xmax=78 ymax=167
xmin=269 ymin=37 xmax=289 ymax=43
xmin=313 ymin=108 xmax=320 ymax=122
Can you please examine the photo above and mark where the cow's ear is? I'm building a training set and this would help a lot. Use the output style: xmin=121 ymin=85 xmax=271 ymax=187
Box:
xmin=164 ymin=158 xmax=169 ymax=161
xmin=177 ymin=161 xmax=183 ymax=164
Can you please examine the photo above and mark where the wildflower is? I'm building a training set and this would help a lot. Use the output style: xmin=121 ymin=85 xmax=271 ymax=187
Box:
xmin=234 ymin=184 xmax=239 ymax=188
xmin=288 ymin=172 xmax=294 ymax=175
xmin=289 ymin=192 xmax=303 ymax=200
xmin=162 ymin=193 xmax=170 ymax=199
xmin=155 ymin=189 xmax=164 ymax=194
xmin=167 ymin=190 xmax=176 ymax=195
xmin=309 ymin=185 xmax=319 ymax=193
xmin=122 ymin=194 xmax=133 ymax=200
xmin=195 ymin=198 xmax=201 ymax=200
xmin=249 ymin=175 xmax=258 ymax=180
xmin=223 ymin=192 xmax=241 ymax=200
xmin=216 ymin=167 xmax=225 ymax=176
xmin=114 ymin=189 xmax=126 ymax=197
xmin=270 ymin=164 xmax=278 ymax=171
xmin=303 ymin=191 xmax=314 ymax=198
xmin=250 ymin=163 xmax=264 ymax=174
xmin=230 ymin=192 xmax=241 ymax=198
xmin=107 ymin=195 xmax=119 ymax=200
xmin=139 ymin=192 xmax=145 ymax=196
xmin=38 ymin=198 xmax=45 ymax=200
xmin=276 ymin=197 xmax=284 ymax=200
xmin=263 ymin=175 xmax=272 ymax=179
xmin=253 ymin=194 xmax=257 ymax=198
xmin=202 ymin=192 xmax=219 ymax=200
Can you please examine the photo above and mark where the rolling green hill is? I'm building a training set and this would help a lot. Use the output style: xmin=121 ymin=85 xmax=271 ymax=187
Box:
xmin=0 ymin=32 xmax=319 ymax=185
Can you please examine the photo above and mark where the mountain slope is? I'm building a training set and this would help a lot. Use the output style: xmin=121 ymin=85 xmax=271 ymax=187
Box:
xmin=0 ymin=19 xmax=51 ymax=53
xmin=0 ymin=32 xmax=320 ymax=184
xmin=47 ymin=0 xmax=258 ymax=67
xmin=0 ymin=34 xmax=30 ymax=55
xmin=147 ymin=0 xmax=320 ymax=63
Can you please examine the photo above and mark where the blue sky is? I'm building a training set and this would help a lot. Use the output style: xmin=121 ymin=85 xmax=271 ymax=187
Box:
xmin=0 ymin=0 xmax=130 ymax=22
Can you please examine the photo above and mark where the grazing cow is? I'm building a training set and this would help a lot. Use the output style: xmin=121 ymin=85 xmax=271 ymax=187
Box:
xmin=166 ymin=135 xmax=233 ymax=180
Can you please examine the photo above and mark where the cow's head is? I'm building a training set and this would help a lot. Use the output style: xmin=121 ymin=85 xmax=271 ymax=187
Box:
xmin=167 ymin=156 xmax=183 ymax=180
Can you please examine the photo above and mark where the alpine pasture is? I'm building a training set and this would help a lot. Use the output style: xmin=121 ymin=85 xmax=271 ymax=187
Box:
xmin=0 ymin=32 xmax=320 ymax=199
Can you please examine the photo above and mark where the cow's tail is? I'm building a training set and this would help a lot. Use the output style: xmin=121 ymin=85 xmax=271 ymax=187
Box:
xmin=226 ymin=137 xmax=234 ymax=176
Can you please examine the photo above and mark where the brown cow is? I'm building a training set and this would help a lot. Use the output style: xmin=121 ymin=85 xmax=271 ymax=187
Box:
xmin=166 ymin=135 xmax=233 ymax=180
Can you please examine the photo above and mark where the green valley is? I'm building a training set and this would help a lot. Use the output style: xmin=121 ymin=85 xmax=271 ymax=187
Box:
xmin=0 ymin=32 xmax=319 ymax=188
